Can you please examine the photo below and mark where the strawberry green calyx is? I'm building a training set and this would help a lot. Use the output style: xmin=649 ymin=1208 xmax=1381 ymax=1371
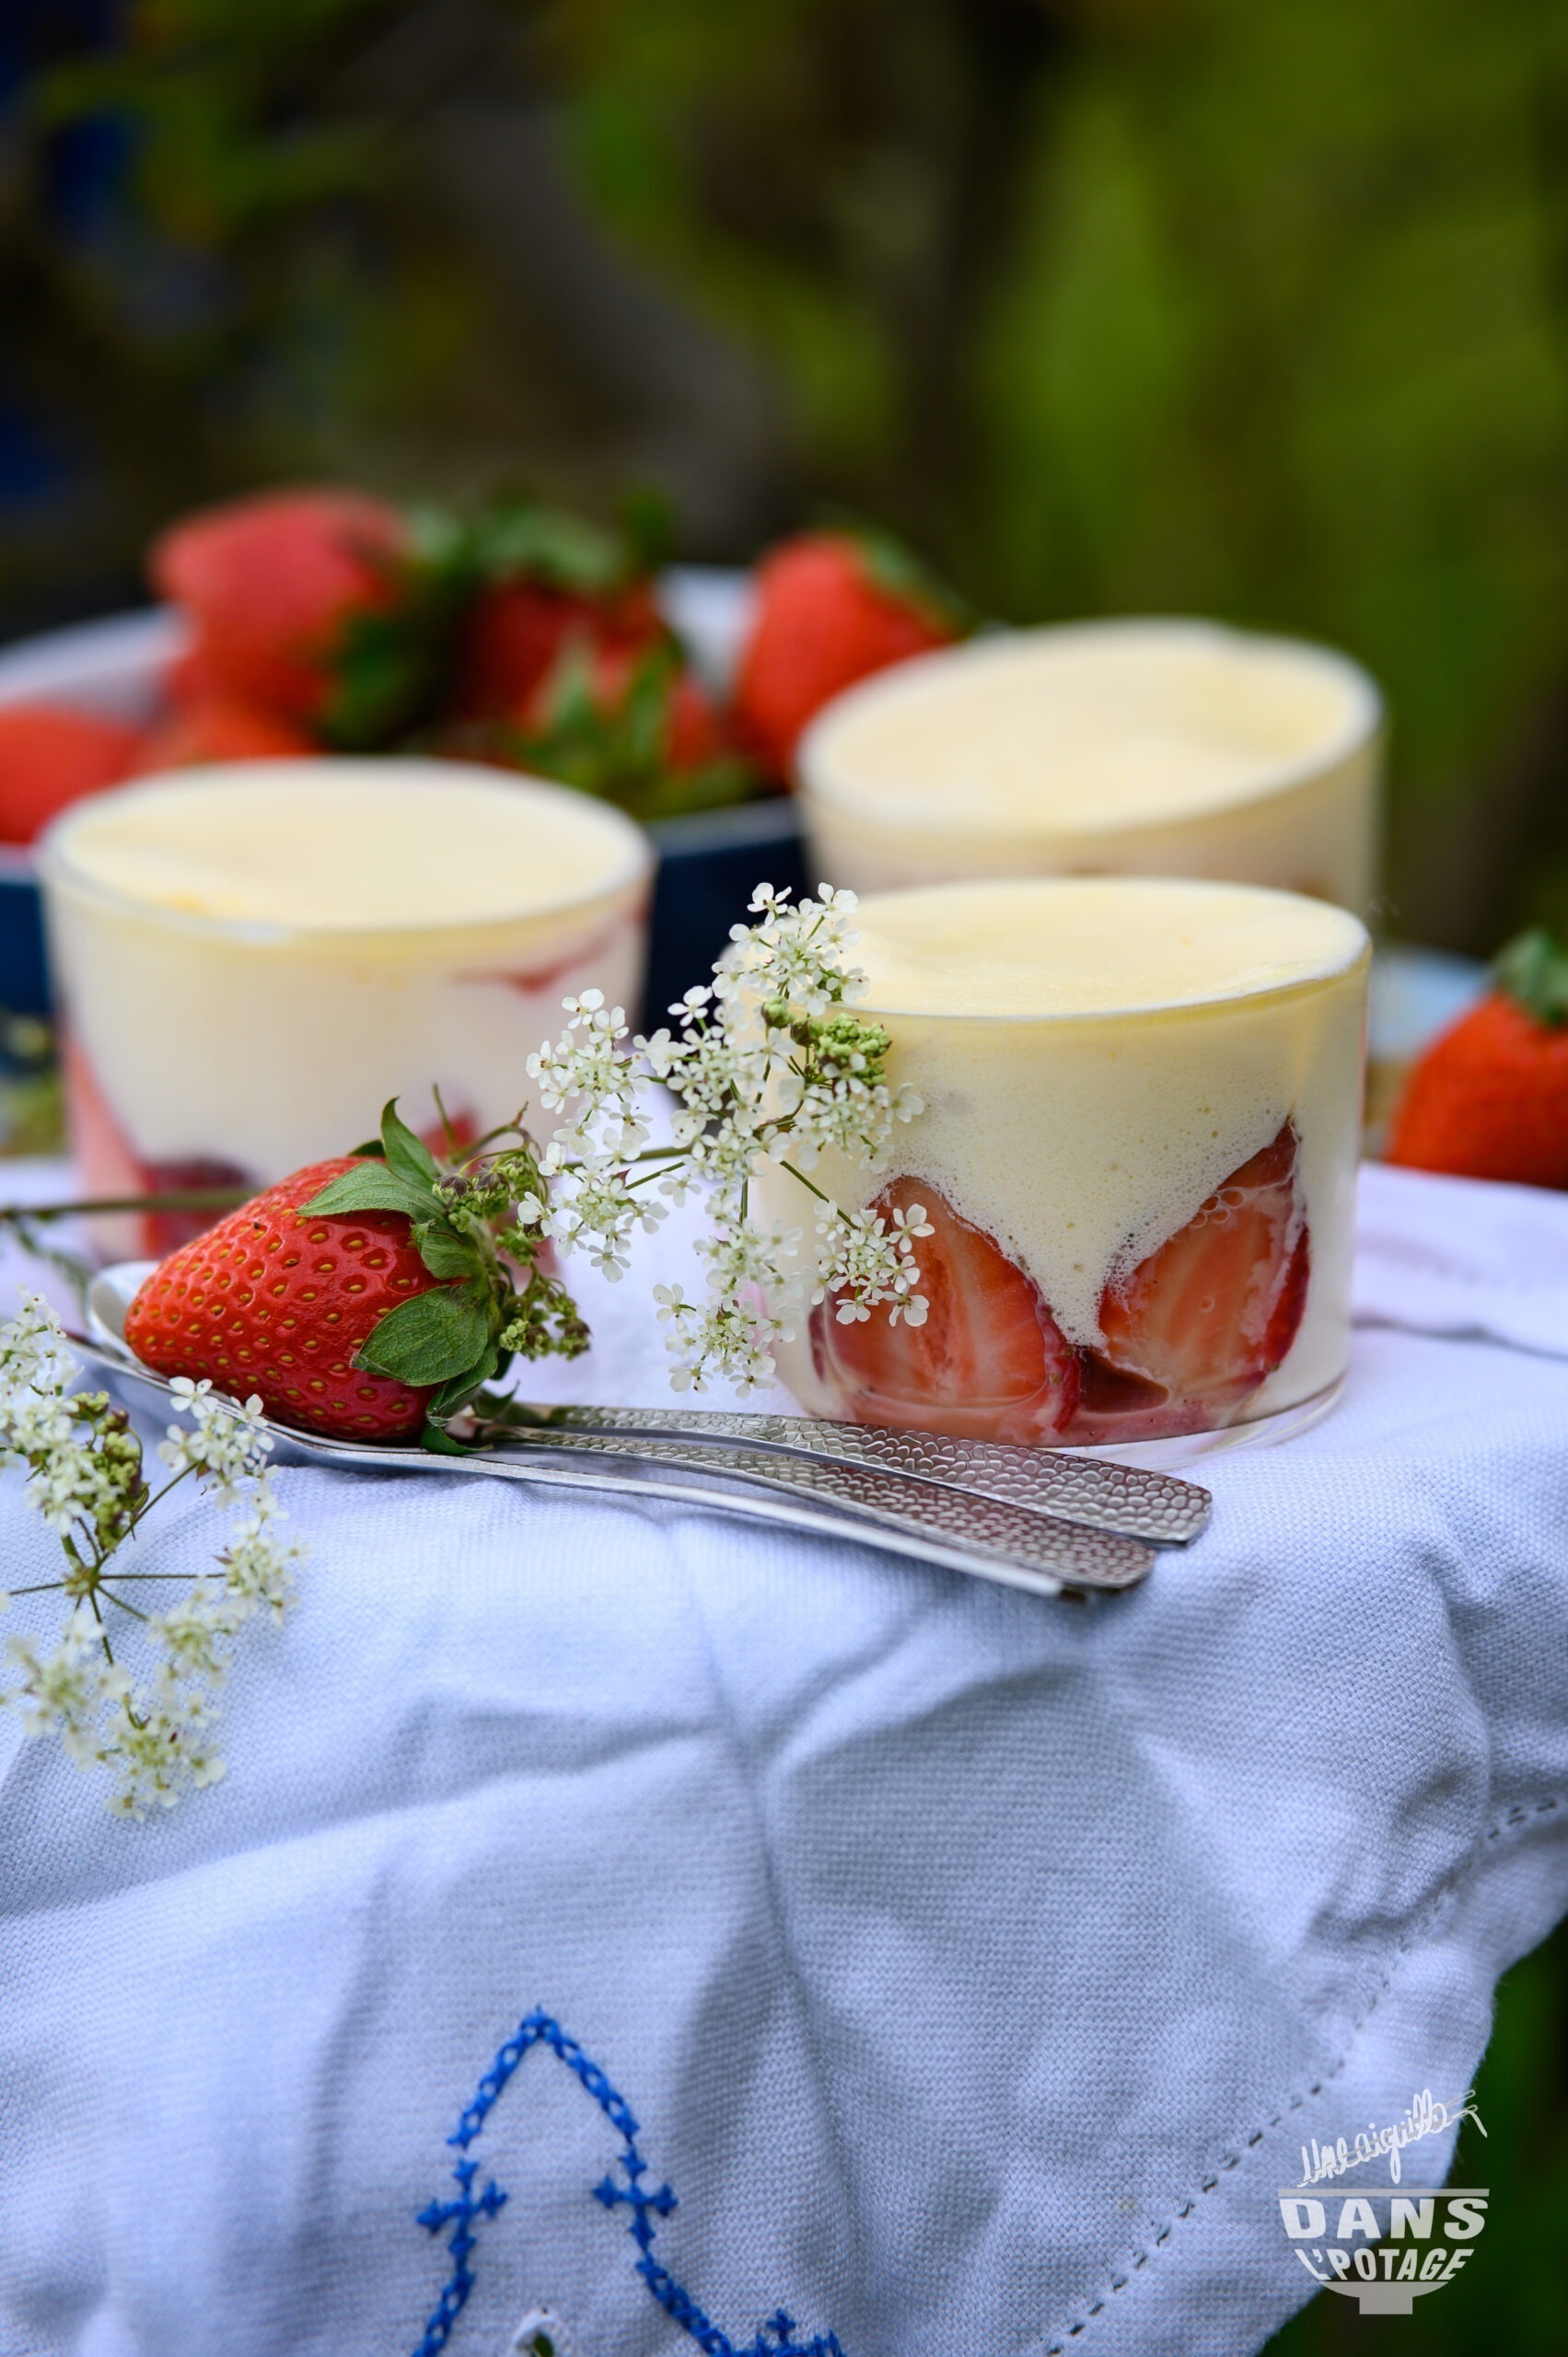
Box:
xmin=320 ymin=493 xmax=650 ymax=751
xmin=505 ymin=637 xmax=757 ymax=821
xmin=300 ymin=1098 xmax=587 ymax=1446
xmin=839 ymin=520 xmax=979 ymax=638
xmin=1493 ymin=928 xmax=1568 ymax=1029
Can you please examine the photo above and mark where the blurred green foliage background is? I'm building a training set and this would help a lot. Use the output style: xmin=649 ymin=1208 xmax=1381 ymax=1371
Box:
xmin=6 ymin=0 xmax=1568 ymax=951
xmin=2 ymin=9 xmax=1566 ymax=2340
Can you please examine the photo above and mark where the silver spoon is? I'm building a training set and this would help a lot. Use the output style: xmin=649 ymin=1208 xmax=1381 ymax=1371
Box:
xmin=87 ymin=1263 xmax=1209 ymax=1548
xmin=71 ymin=1281 xmax=1158 ymax=1602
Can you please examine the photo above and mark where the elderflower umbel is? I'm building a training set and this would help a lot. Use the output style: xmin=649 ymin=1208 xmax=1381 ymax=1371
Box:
xmin=528 ymin=883 xmax=925 ymax=1390
xmin=0 ymin=1292 xmax=301 ymax=1815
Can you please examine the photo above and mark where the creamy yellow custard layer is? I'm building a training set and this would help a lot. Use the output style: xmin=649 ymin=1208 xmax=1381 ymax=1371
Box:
xmin=41 ymin=761 xmax=652 ymax=1182
xmin=761 ymin=877 xmax=1369 ymax=1424
xmin=800 ymin=620 xmax=1382 ymax=912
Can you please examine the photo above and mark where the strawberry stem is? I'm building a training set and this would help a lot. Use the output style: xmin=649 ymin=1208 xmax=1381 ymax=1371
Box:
xmin=1493 ymin=927 xmax=1568 ymax=1028
xmin=0 ymin=1189 xmax=252 ymax=1225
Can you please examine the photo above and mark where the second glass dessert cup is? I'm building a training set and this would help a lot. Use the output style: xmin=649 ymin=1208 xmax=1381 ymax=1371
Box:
xmin=755 ymin=877 xmax=1370 ymax=1455
xmin=40 ymin=759 xmax=653 ymax=1256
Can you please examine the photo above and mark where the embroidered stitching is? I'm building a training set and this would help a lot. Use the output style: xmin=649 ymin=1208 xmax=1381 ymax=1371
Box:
xmin=1036 ymin=1792 xmax=1567 ymax=2355
xmin=412 ymin=2009 xmax=846 ymax=2357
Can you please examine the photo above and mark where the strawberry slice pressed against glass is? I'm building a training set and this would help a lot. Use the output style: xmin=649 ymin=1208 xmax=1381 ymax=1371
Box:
xmin=810 ymin=1177 xmax=1082 ymax=1444
xmin=807 ymin=1128 xmax=1310 ymax=1446
xmin=1082 ymin=1122 xmax=1310 ymax=1443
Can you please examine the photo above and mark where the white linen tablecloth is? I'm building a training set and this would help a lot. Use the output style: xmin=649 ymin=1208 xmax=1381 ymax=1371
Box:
xmin=1 ymin=1159 xmax=1566 ymax=2357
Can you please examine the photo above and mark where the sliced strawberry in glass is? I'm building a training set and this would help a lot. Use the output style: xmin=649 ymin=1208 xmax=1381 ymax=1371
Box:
xmin=809 ymin=1175 xmax=1080 ymax=1443
xmin=1077 ymin=1121 xmax=1310 ymax=1442
xmin=61 ymin=1034 xmax=254 ymax=1255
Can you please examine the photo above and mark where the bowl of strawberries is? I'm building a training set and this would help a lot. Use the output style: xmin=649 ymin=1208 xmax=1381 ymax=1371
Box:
xmin=0 ymin=489 xmax=974 ymax=1023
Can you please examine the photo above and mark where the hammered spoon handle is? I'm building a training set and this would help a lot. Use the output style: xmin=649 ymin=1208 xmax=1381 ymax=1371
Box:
xmin=483 ymin=1400 xmax=1211 ymax=1546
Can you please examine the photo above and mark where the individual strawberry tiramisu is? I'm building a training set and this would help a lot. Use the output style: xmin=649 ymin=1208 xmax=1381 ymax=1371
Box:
xmin=40 ymin=760 xmax=651 ymax=1255
xmin=798 ymin=618 xmax=1382 ymax=914
xmin=758 ymin=876 xmax=1369 ymax=1449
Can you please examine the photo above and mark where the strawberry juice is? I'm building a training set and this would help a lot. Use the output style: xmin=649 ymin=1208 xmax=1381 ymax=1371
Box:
xmin=40 ymin=761 xmax=651 ymax=1253
xmin=798 ymin=620 xmax=1382 ymax=914
xmin=760 ymin=877 xmax=1369 ymax=1449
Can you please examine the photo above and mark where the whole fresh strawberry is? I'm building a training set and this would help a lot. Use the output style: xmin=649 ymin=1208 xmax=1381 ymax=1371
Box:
xmin=1386 ymin=929 xmax=1568 ymax=1188
xmin=458 ymin=577 xmax=663 ymax=721
xmin=0 ymin=703 xmax=142 ymax=842
xmin=124 ymin=1102 xmax=586 ymax=1444
xmin=735 ymin=528 xmax=970 ymax=777
xmin=321 ymin=493 xmax=665 ymax=750
xmin=161 ymin=640 xmax=228 ymax=708
xmin=494 ymin=637 xmax=750 ymax=819
xmin=150 ymin=488 xmax=405 ymax=723
xmin=134 ymin=699 xmax=316 ymax=772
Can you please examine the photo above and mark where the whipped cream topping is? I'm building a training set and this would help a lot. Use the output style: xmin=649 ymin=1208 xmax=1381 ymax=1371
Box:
xmin=44 ymin=761 xmax=648 ymax=931
xmin=851 ymin=875 xmax=1368 ymax=1019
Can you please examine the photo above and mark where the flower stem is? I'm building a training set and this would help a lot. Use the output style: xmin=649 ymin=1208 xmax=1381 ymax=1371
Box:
xmin=43 ymin=1569 xmax=190 ymax=1582
xmin=621 ymin=1161 xmax=680 ymax=1192
xmin=0 ymin=1190 xmax=250 ymax=1225
xmin=140 ymin=1465 xmax=197 ymax=1515
xmin=86 ymin=1588 xmax=115 ymax=1668
xmin=776 ymin=1158 xmax=832 ymax=1205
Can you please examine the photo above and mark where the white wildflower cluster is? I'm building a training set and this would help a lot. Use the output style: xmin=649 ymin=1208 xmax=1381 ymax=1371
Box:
xmin=814 ymin=1200 xmax=934 ymax=1329
xmin=530 ymin=990 xmax=663 ymax=1282
xmin=526 ymin=883 xmax=926 ymax=1390
xmin=0 ymin=1295 xmax=300 ymax=1816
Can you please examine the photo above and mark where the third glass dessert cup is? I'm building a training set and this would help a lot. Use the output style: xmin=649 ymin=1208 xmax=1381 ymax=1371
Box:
xmin=797 ymin=618 xmax=1383 ymax=916
xmin=758 ymin=877 xmax=1370 ymax=1453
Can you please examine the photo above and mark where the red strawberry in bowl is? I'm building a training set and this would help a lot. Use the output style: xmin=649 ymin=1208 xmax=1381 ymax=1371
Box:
xmin=1078 ymin=1123 xmax=1309 ymax=1443
xmin=133 ymin=699 xmax=317 ymax=772
xmin=576 ymin=642 xmax=729 ymax=774
xmin=0 ymin=704 xmax=142 ymax=842
xmin=457 ymin=578 xmax=663 ymax=720
xmin=150 ymin=487 xmax=406 ymax=723
xmin=735 ymin=529 xmax=970 ymax=778
xmin=459 ymin=637 xmax=753 ymax=821
xmin=809 ymin=1176 xmax=1081 ymax=1444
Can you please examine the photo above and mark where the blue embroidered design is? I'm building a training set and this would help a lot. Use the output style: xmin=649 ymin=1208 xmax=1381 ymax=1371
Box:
xmin=412 ymin=2010 xmax=846 ymax=2357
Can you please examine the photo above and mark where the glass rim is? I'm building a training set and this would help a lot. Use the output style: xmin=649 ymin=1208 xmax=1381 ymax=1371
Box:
xmin=840 ymin=875 xmax=1372 ymax=1026
xmin=36 ymin=759 xmax=655 ymax=944
xmin=854 ymin=947 xmax=1370 ymax=1027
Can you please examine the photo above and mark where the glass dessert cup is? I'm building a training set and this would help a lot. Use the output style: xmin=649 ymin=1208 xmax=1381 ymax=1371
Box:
xmin=798 ymin=618 xmax=1383 ymax=917
xmin=755 ymin=877 xmax=1369 ymax=1454
xmin=40 ymin=760 xmax=652 ymax=1258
